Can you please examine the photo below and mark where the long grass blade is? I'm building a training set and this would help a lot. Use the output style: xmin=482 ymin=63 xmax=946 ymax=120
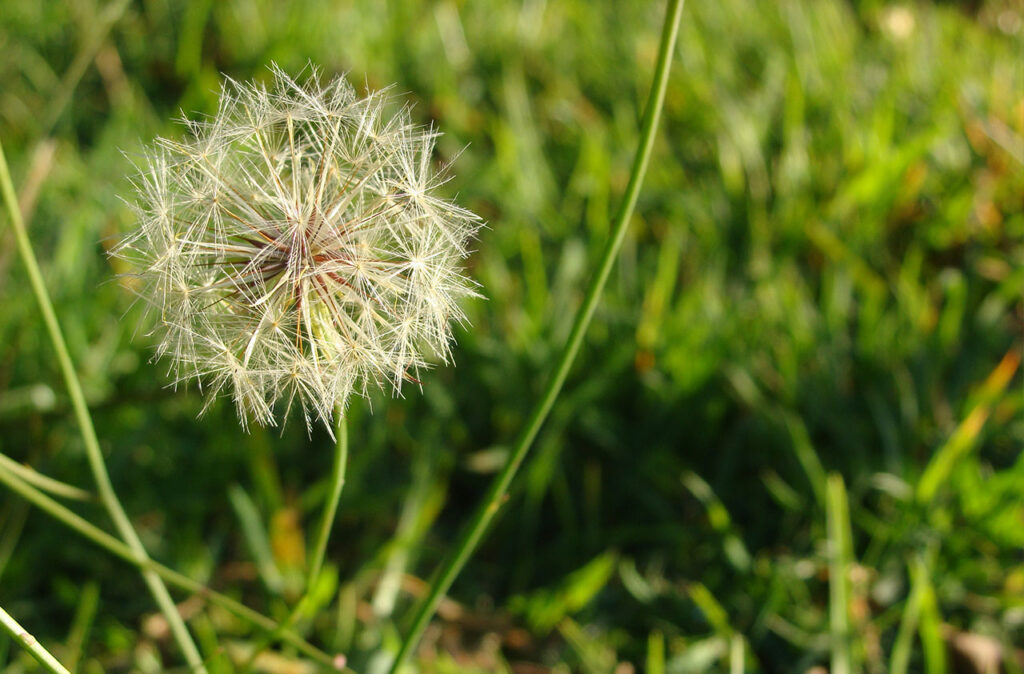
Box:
xmin=0 ymin=605 xmax=71 ymax=674
xmin=826 ymin=473 xmax=854 ymax=674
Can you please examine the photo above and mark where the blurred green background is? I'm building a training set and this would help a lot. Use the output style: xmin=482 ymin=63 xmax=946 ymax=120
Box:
xmin=0 ymin=0 xmax=1022 ymax=672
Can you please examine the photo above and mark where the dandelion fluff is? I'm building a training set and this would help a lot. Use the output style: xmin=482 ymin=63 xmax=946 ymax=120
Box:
xmin=115 ymin=65 xmax=482 ymax=430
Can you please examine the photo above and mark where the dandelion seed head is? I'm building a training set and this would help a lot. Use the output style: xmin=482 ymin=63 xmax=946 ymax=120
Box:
xmin=115 ymin=64 xmax=482 ymax=431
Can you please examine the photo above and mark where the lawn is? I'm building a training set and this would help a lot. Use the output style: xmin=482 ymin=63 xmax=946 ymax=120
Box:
xmin=0 ymin=0 xmax=1022 ymax=672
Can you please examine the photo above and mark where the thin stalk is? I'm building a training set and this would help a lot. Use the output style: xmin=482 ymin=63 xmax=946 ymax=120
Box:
xmin=239 ymin=411 xmax=349 ymax=672
xmin=0 ymin=453 xmax=93 ymax=502
xmin=388 ymin=0 xmax=686 ymax=669
xmin=0 ymin=138 xmax=206 ymax=673
xmin=0 ymin=604 xmax=72 ymax=674
xmin=0 ymin=458 xmax=346 ymax=671
xmin=309 ymin=410 xmax=349 ymax=593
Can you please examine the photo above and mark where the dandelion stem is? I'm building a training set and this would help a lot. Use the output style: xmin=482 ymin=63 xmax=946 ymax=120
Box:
xmin=310 ymin=410 xmax=349 ymax=592
xmin=0 ymin=138 xmax=207 ymax=673
xmin=238 ymin=409 xmax=349 ymax=672
xmin=0 ymin=604 xmax=71 ymax=674
xmin=389 ymin=0 xmax=686 ymax=669
xmin=0 ymin=456 xmax=346 ymax=671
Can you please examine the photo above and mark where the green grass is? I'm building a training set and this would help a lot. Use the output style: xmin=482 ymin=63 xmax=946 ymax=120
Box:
xmin=0 ymin=0 xmax=1022 ymax=672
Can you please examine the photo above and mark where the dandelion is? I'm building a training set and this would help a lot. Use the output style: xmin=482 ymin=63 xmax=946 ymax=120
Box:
xmin=115 ymin=65 xmax=482 ymax=430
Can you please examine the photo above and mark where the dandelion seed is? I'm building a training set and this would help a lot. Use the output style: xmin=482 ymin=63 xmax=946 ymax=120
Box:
xmin=115 ymin=64 xmax=482 ymax=431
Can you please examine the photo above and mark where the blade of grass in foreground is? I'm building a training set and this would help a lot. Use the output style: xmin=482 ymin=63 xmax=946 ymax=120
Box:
xmin=0 ymin=139 xmax=207 ymax=673
xmin=388 ymin=0 xmax=687 ymax=669
xmin=0 ymin=605 xmax=71 ymax=674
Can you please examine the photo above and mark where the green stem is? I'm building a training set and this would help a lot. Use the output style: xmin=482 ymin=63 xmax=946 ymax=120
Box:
xmin=0 ymin=453 xmax=93 ymax=502
xmin=0 ymin=138 xmax=206 ymax=673
xmin=309 ymin=411 xmax=349 ymax=594
xmin=388 ymin=0 xmax=686 ymax=670
xmin=0 ymin=457 xmax=346 ymax=671
xmin=239 ymin=410 xmax=349 ymax=672
xmin=0 ymin=605 xmax=71 ymax=674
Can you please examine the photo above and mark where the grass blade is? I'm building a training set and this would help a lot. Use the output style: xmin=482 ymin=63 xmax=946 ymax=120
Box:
xmin=826 ymin=473 xmax=854 ymax=674
xmin=917 ymin=349 xmax=1019 ymax=503
xmin=228 ymin=485 xmax=285 ymax=595
xmin=0 ymin=454 xmax=92 ymax=502
xmin=890 ymin=555 xmax=925 ymax=674
xmin=913 ymin=557 xmax=946 ymax=674
xmin=0 ymin=604 xmax=71 ymax=674
xmin=647 ymin=631 xmax=665 ymax=674
xmin=785 ymin=412 xmax=828 ymax=509
xmin=63 ymin=581 xmax=99 ymax=674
